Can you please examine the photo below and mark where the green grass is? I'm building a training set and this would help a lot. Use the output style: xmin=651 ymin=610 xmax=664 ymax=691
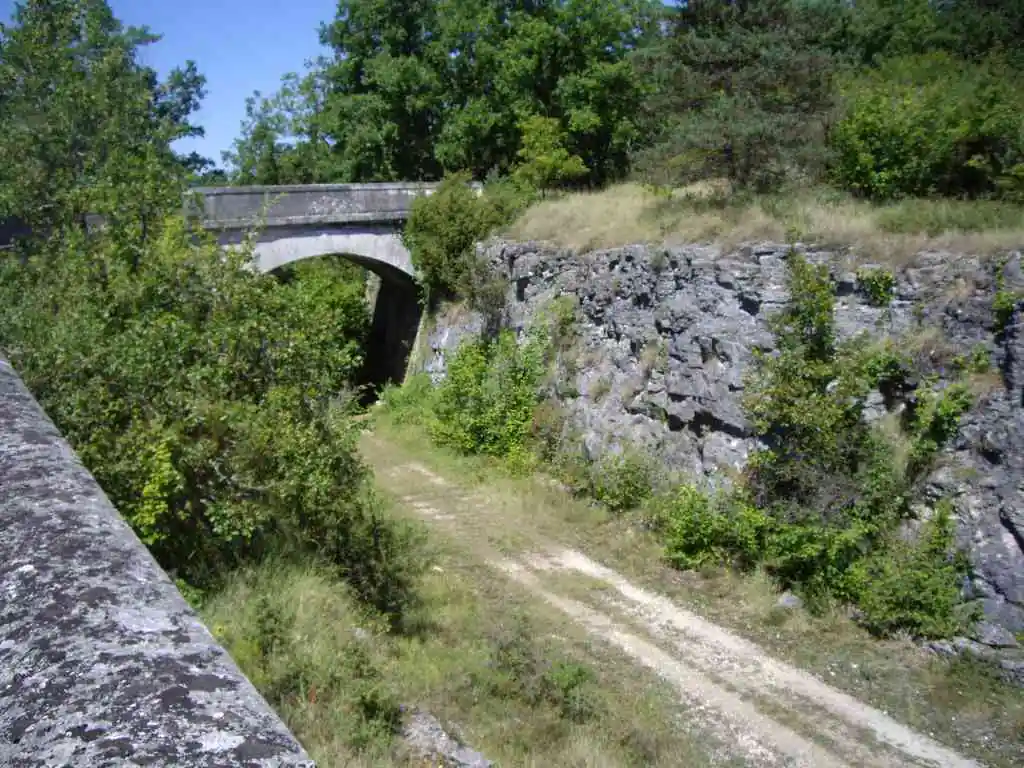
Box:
xmin=875 ymin=197 xmax=1024 ymax=235
xmin=201 ymin=542 xmax=711 ymax=766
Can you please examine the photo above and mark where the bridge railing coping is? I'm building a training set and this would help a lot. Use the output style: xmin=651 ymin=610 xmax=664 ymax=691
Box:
xmin=0 ymin=356 xmax=314 ymax=767
xmin=189 ymin=181 xmax=443 ymax=195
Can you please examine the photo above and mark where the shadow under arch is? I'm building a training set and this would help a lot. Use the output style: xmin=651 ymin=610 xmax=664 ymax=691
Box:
xmin=217 ymin=223 xmax=423 ymax=403
xmin=266 ymin=251 xmax=422 ymax=406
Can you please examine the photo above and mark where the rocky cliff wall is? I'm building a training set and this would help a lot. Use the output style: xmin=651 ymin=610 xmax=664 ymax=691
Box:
xmin=419 ymin=238 xmax=1024 ymax=648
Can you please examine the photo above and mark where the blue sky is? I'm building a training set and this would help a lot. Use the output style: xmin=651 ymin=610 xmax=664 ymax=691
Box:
xmin=1 ymin=0 xmax=337 ymax=165
xmin=113 ymin=0 xmax=336 ymax=164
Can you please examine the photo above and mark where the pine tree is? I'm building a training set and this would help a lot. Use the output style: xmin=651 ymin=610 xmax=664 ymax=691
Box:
xmin=634 ymin=0 xmax=845 ymax=190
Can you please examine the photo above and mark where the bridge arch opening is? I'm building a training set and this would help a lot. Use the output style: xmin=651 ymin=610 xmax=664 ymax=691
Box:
xmin=198 ymin=183 xmax=437 ymax=403
xmin=267 ymin=251 xmax=422 ymax=405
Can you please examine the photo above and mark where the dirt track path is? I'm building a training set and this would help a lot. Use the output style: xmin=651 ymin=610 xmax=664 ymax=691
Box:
xmin=360 ymin=431 xmax=984 ymax=768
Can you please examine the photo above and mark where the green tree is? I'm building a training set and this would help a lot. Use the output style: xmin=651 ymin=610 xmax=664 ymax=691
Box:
xmin=223 ymin=91 xmax=290 ymax=184
xmin=403 ymin=172 xmax=531 ymax=302
xmin=830 ymin=53 xmax=1024 ymax=200
xmin=0 ymin=0 xmax=423 ymax=622
xmin=512 ymin=115 xmax=589 ymax=192
xmin=633 ymin=0 xmax=845 ymax=189
xmin=0 ymin=219 xmax=421 ymax=611
xmin=841 ymin=0 xmax=1024 ymax=67
xmin=291 ymin=0 xmax=656 ymax=185
xmin=315 ymin=0 xmax=443 ymax=182
xmin=0 ymin=0 xmax=206 ymax=237
xmin=222 ymin=70 xmax=334 ymax=185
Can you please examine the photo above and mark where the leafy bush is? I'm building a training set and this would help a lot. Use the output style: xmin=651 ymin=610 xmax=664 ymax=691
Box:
xmin=993 ymin=289 xmax=1020 ymax=333
xmin=906 ymin=381 xmax=973 ymax=477
xmin=992 ymin=258 xmax=1023 ymax=333
xmin=542 ymin=661 xmax=598 ymax=724
xmin=403 ymin=172 xmax=534 ymax=303
xmin=585 ymin=450 xmax=660 ymax=514
xmin=430 ymin=328 xmax=548 ymax=462
xmin=656 ymin=250 xmax=974 ymax=636
xmin=847 ymin=503 xmax=974 ymax=639
xmin=856 ymin=267 xmax=895 ymax=306
xmin=528 ymin=397 xmax=568 ymax=464
xmin=658 ymin=485 xmax=772 ymax=571
xmin=512 ymin=115 xmax=589 ymax=193
xmin=379 ymin=372 xmax=436 ymax=426
xmin=0 ymin=220 xmax=422 ymax=623
xmin=830 ymin=53 xmax=1024 ymax=200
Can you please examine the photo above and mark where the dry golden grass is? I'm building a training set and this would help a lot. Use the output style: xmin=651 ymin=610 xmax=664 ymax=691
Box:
xmin=506 ymin=183 xmax=1024 ymax=262
xmin=967 ymin=369 xmax=1006 ymax=398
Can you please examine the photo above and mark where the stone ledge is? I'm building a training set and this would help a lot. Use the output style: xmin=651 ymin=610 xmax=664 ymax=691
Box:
xmin=190 ymin=182 xmax=441 ymax=195
xmin=201 ymin=211 xmax=410 ymax=230
xmin=0 ymin=357 xmax=314 ymax=767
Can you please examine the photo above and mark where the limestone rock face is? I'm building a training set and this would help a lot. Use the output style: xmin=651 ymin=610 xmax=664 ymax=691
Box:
xmin=419 ymin=239 xmax=1024 ymax=645
xmin=400 ymin=709 xmax=493 ymax=767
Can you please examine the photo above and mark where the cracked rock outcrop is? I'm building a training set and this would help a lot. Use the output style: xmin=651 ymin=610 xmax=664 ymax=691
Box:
xmin=400 ymin=709 xmax=493 ymax=767
xmin=421 ymin=239 xmax=1024 ymax=647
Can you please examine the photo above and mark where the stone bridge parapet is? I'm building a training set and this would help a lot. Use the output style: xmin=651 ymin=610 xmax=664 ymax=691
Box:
xmin=0 ymin=356 xmax=314 ymax=767
xmin=190 ymin=182 xmax=441 ymax=231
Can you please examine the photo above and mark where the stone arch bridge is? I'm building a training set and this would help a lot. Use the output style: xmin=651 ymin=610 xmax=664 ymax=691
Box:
xmin=192 ymin=182 xmax=439 ymax=392
xmin=2 ymin=182 xmax=451 ymax=391
xmin=190 ymin=181 xmax=437 ymax=281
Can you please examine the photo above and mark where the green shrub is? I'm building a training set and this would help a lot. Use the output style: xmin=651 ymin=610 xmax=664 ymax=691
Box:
xmin=403 ymin=172 xmax=534 ymax=303
xmin=993 ymin=289 xmax=1020 ymax=332
xmin=953 ymin=345 xmax=992 ymax=375
xmin=379 ymin=372 xmax=435 ymax=425
xmin=0 ymin=219 xmax=422 ymax=623
xmin=906 ymin=381 xmax=973 ymax=476
xmin=430 ymin=328 xmax=548 ymax=461
xmin=587 ymin=450 xmax=660 ymax=514
xmin=856 ymin=267 xmax=895 ymax=307
xmin=658 ymin=485 xmax=773 ymax=571
xmin=528 ymin=397 xmax=567 ymax=464
xmin=658 ymin=250 xmax=975 ymax=636
xmin=542 ymin=661 xmax=598 ymax=723
xmin=483 ymin=612 xmax=600 ymax=724
xmin=992 ymin=260 xmax=1022 ymax=333
xmin=830 ymin=53 xmax=1024 ymax=200
xmin=848 ymin=503 xmax=975 ymax=639
xmin=512 ymin=115 xmax=589 ymax=193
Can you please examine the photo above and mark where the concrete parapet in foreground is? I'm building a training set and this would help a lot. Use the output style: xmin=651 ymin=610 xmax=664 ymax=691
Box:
xmin=0 ymin=356 xmax=314 ymax=767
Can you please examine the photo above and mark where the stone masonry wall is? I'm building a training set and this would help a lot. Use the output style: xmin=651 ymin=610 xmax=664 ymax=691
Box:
xmin=419 ymin=238 xmax=1024 ymax=650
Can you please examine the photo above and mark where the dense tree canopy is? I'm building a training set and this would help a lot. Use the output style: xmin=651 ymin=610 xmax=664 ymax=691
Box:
xmin=218 ymin=0 xmax=1024 ymax=202
xmin=632 ymin=0 xmax=1024 ymax=195
xmin=2 ymin=0 xmax=1024 ymax=612
xmin=0 ymin=0 xmax=213 ymax=237
xmin=0 ymin=0 xmax=419 ymax=619
xmin=224 ymin=0 xmax=661 ymax=187
xmin=632 ymin=0 xmax=845 ymax=189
